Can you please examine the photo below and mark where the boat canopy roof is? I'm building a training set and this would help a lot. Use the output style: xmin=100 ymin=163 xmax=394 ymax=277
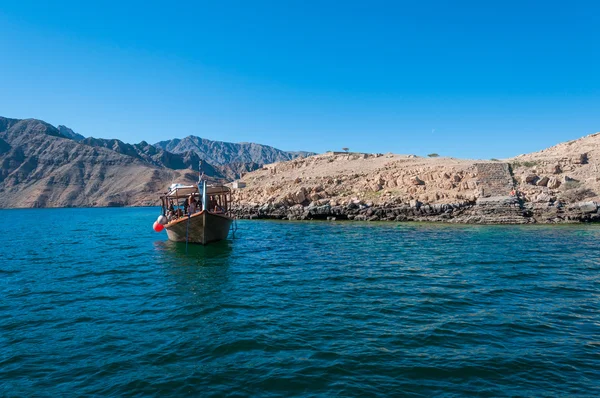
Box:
xmin=166 ymin=185 xmax=197 ymax=198
xmin=164 ymin=182 xmax=230 ymax=199
xmin=205 ymin=185 xmax=231 ymax=195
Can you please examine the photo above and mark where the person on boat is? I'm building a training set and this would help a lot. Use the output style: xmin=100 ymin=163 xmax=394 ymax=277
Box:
xmin=166 ymin=200 xmax=176 ymax=220
xmin=188 ymin=195 xmax=197 ymax=215
xmin=208 ymin=196 xmax=218 ymax=213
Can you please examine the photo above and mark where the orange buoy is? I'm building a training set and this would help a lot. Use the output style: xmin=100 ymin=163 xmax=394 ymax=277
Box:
xmin=153 ymin=221 xmax=164 ymax=232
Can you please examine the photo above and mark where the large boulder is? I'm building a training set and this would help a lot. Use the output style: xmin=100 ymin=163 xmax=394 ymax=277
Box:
xmin=310 ymin=204 xmax=331 ymax=216
xmin=409 ymin=199 xmax=422 ymax=209
xmin=536 ymin=176 xmax=549 ymax=187
xmin=578 ymin=201 xmax=598 ymax=214
xmin=346 ymin=201 xmax=359 ymax=210
xmin=525 ymin=174 xmax=539 ymax=184
xmin=547 ymin=176 xmax=561 ymax=189
xmin=308 ymin=192 xmax=321 ymax=201
xmin=292 ymin=190 xmax=306 ymax=204
xmin=369 ymin=181 xmax=383 ymax=191
xmin=573 ymin=153 xmax=588 ymax=164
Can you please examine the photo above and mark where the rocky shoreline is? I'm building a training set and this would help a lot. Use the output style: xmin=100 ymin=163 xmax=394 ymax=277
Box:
xmin=231 ymin=133 xmax=600 ymax=225
xmin=233 ymin=196 xmax=600 ymax=224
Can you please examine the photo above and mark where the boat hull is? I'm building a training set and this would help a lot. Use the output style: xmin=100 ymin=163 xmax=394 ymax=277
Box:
xmin=164 ymin=211 xmax=232 ymax=245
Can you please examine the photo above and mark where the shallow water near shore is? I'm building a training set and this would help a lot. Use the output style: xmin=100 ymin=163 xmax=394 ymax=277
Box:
xmin=2 ymin=207 xmax=600 ymax=396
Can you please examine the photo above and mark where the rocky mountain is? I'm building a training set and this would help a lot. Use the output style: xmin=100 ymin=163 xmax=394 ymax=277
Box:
xmin=0 ymin=116 xmax=316 ymax=208
xmin=82 ymin=137 xmax=202 ymax=172
xmin=4 ymin=114 xmax=597 ymax=222
xmin=154 ymin=135 xmax=315 ymax=166
xmin=0 ymin=117 xmax=199 ymax=208
xmin=79 ymin=137 xmax=268 ymax=180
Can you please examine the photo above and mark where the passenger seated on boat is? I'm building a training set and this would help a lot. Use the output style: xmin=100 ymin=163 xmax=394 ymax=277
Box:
xmin=175 ymin=209 xmax=183 ymax=218
xmin=188 ymin=195 xmax=197 ymax=214
xmin=213 ymin=205 xmax=224 ymax=213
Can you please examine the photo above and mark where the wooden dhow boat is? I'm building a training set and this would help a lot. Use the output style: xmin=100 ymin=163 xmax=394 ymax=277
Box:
xmin=154 ymin=178 xmax=235 ymax=245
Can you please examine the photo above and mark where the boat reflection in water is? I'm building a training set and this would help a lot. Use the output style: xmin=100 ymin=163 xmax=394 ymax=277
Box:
xmin=154 ymin=238 xmax=234 ymax=267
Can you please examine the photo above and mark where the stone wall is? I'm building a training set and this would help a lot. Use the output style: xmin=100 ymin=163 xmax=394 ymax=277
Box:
xmin=475 ymin=163 xmax=515 ymax=197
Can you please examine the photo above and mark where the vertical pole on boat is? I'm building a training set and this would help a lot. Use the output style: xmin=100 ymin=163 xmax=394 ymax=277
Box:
xmin=202 ymin=180 xmax=207 ymax=212
xmin=197 ymin=160 xmax=207 ymax=212
xmin=185 ymin=213 xmax=190 ymax=254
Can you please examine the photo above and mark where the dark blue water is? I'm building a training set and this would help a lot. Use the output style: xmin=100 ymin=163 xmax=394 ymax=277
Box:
xmin=2 ymin=207 xmax=600 ymax=397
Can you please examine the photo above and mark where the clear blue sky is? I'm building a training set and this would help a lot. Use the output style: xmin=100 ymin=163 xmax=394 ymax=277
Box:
xmin=0 ymin=0 xmax=598 ymax=158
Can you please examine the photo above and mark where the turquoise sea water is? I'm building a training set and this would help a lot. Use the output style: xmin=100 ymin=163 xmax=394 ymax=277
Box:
xmin=1 ymin=207 xmax=600 ymax=397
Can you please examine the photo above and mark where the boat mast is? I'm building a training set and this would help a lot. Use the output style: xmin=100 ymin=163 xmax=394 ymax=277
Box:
xmin=198 ymin=160 xmax=208 ymax=212
xmin=198 ymin=160 xmax=203 ymax=184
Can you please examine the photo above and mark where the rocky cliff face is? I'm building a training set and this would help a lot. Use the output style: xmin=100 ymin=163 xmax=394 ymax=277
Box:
xmin=0 ymin=117 xmax=197 ymax=208
xmin=0 ymin=116 xmax=309 ymax=208
xmin=154 ymin=135 xmax=315 ymax=166
xmin=231 ymin=134 xmax=600 ymax=224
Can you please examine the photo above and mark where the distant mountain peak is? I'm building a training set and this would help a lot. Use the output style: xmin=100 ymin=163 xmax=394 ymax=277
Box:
xmin=57 ymin=125 xmax=85 ymax=141
xmin=154 ymin=135 xmax=316 ymax=166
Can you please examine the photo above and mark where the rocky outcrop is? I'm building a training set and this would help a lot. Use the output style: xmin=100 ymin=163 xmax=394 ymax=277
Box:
xmin=233 ymin=198 xmax=599 ymax=224
xmin=233 ymin=199 xmax=476 ymax=222
xmin=232 ymin=133 xmax=600 ymax=224
xmin=233 ymin=152 xmax=485 ymax=209
xmin=510 ymin=132 xmax=600 ymax=206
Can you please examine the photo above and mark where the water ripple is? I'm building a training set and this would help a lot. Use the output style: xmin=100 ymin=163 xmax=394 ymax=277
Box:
xmin=1 ymin=209 xmax=600 ymax=396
